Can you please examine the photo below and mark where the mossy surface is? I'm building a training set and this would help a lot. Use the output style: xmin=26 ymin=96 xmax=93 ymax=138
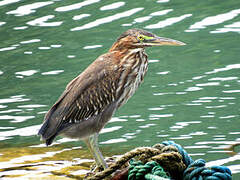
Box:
xmin=0 ymin=145 xmax=94 ymax=179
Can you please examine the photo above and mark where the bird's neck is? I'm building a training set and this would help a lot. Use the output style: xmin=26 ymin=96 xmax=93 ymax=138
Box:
xmin=109 ymin=46 xmax=145 ymax=62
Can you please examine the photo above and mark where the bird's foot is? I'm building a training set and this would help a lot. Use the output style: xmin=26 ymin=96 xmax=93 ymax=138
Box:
xmin=90 ymin=163 xmax=104 ymax=172
xmin=90 ymin=157 xmax=116 ymax=172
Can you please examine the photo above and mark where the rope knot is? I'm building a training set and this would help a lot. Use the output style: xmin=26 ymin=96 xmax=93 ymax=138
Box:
xmin=86 ymin=141 xmax=232 ymax=180
xmin=128 ymin=160 xmax=169 ymax=180
xmin=183 ymin=159 xmax=232 ymax=180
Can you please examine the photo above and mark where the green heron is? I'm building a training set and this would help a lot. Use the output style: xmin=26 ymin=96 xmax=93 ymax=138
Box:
xmin=38 ymin=28 xmax=185 ymax=169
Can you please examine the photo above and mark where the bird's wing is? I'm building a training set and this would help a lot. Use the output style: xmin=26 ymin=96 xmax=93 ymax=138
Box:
xmin=39 ymin=56 xmax=118 ymax=141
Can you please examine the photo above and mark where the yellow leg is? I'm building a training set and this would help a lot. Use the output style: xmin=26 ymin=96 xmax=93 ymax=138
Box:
xmin=84 ymin=133 xmax=108 ymax=169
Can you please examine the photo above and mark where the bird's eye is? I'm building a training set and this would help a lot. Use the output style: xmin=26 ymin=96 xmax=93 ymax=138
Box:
xmin=138 ymin=35 xmax=145 ymax=41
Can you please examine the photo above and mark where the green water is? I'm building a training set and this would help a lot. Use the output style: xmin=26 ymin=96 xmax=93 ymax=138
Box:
xmin=0 ymin=0 xmax=240 ymax=179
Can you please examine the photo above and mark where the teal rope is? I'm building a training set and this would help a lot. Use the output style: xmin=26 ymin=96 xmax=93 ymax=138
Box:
xmin=127 ymin=141 xmax=232 ymax=180
xmin=163 ymin=141 xmax=232 ymax=180
xmin=162 ymin=140 xmax=194 ymax=166
xmin=183 ymin=159 xmax=232 ymax=180
xmin=128 ymin=159 xmax=170 ymax=180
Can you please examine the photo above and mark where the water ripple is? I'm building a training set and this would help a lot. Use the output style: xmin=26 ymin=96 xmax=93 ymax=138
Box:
xmin=83 ymin=45 xmax=102 ymax=49
xmin=205 ymin=64 xmax=240 ymax=74
xmin=6 ymin=2 xmax=54 ymax=16
xmin=0 ymin=22 xmax=6 ymax=26
xmin=0 ymin=46 xmax=16 ymax=52
xmin=100 ymin=138 xmax=127 ymax=144
xmin=109 ymin=117 xmax=127 ymax=123
xmin=149 ymin=114 xmax=173 ymax=118
xmin=18 ymin=104 xmax=46 ymax=108
xmin=27 ymin=15 xmax=63 ymax=27
xmin=212 ymin=21 xmax=240 ymax=33
xmin=209 ymin=77 xmax=238 ymax=81
xmin=0 ymin=115 xmax=35 ymax=123
xmin=0 ymin=105 xmax=7 ymax=109
xmin=73 ymin=14 xmax=90 ymax=21
xmin=139 ymin=123 xmax=156 ymax=128
xmin=185 ymin=87 xmax=202 ymax=92
xmin=100 ymin=2 xmax=125 ymax=11
xmin=196 ymin=82 xmax=220 ymax=87
xmin=200 ymin=115 xmax=215 ymax=118
xmin=134 ymin=16 xmax=152 ymax=23
xmin=223 ymin=90 xmax=240 ymax=93
xmin=0 ymin=95 xmax=30 ymax=104
xmin=0 ymin=148 xmax=74 ymax=170
xmin=205 ymin=105 xmax=227 ymax=109
xmin=192 ymin=75 xmax=206 ymax=80
xmin=171 ymin=121 xmax=201 ymax=131
xmin=41 ymin=70 xmax=64 ymax=75
xmin=156 ymin=71 xmax=170 ymax=75
xmin=51 ymin=44 xmax=62 ymax=48
xmin=206 ymin=155 xmax=240 ymax=171
xmin=134 ymin=9 xmax=173 ymax=23
xmin=192 ymin=100 xmax=212 ymax=103
xmin=157 ymin=0 xmax=170 ymax=3
xmin=71 ymin=8 xmax=144 ymax=31
xmin=187 ymin=9 xmax=240 ymax=32
xmin=145 ymin=14 xmax=192 ymax=29
xmin=38 ymin=46 xmax=51 ymax=50
xmin=219 ymin=115 xmax=236 ymax=119
xmin=55 ymin=0 xmax=100 ymax=12
xmin=67 ymin=55 xmax=75 ymax=59
xmin=0 ymin=0 xmax=21 ymax=6
xmin=0 ymin=109 xmax=22 ymax=114
xmin=15 ymin=70 xmax=38 ymax=77
xmin=20 ymin=39 xmax=41 ymax=44
xmin=14 ymin=26 xmax=28 ymax=30
xmin=148 ymin=107 xmax=164 ymax=111
xmin=0 ymin=125 xmax=40 ymax=141
xmin=170 ymin=135 xmax=192 ymax=140
xmin=100 ymin=126 xmax=122 ymax=134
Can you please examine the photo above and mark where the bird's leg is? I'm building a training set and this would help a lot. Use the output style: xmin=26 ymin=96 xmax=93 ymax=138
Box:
xmin=84 ymin=133 xmax=108 ymax=169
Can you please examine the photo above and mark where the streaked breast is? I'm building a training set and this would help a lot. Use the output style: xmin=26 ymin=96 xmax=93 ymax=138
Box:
xmin=116 ymin=48 xmax=148 ymax=107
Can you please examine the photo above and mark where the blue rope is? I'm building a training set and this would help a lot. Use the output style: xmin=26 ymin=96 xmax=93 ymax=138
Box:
xmin=162 ymin=141 xmax=232 ymax=180
xmin=126 ymin=141 xmax=232 ymax=180
xmin=162 ymin=140 xmax=194 ymax=167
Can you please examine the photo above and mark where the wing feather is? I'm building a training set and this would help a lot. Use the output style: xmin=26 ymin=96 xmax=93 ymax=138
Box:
xmin=38 ymin=55 xmax=119 ymax=143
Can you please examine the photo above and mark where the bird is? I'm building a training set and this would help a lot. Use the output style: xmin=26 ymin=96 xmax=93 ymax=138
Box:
xmin=38 ymin=28 xmax=185 ymax=169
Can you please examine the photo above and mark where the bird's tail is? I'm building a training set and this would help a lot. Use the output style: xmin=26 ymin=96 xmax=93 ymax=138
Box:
xmin=38 ymin=120 xmax=57 ymax=146
xmin=38 ymin=90 xmax=69 ymax=146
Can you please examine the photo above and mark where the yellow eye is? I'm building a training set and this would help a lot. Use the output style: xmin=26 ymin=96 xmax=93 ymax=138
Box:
xmin=138 ymin=35 xmax=145 ymax=41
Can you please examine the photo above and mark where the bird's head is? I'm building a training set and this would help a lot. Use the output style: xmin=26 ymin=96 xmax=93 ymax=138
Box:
xmin=110 ymin=28 xmax=185 ymax=51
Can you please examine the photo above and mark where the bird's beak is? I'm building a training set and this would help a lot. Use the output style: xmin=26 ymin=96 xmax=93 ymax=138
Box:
xmin=148 ymin=36 xmax=186 ymax=46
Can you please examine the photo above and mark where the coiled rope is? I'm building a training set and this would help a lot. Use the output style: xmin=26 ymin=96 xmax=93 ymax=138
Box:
xmin=163 ymin=141 xmax=232 ymax=180
xmin=86 ymin=141 xmax=232 ymax=180
xmin=183 ymin=159 xmax=232 ymax=180
xmin=128 ymin=160 xmax=169 ymax=180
